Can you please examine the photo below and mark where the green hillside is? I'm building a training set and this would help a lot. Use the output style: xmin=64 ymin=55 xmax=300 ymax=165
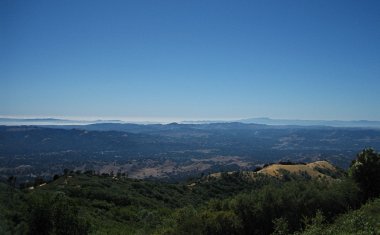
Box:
xmin=298 ymin=198 xmax=380 ymax=235
xmin=0 ymin=171 xmax=277 ymax=234
xmin=1 ymin=149 xmax=379 ymax=234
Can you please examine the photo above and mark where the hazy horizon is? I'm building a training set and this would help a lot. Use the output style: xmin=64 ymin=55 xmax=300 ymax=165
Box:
xmin=1 ymin=115 xmax=380 ymax=125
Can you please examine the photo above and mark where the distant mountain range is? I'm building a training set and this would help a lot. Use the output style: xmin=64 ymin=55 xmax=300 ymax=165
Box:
xmin=0 ymin=117 xmax=123 ymax=126
xmin=1 ymin=117 xmax=380 ymax=128
xmin=238 ymin=117 xmax=380 ymax=128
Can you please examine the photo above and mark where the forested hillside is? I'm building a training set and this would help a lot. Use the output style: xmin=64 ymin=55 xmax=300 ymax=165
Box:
xmin=1 ymin=148 xmax=379 ymax=234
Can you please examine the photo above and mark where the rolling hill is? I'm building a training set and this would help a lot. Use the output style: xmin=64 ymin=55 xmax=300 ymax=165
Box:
xmin=1 ymin=158 xmax=379 ymax=235
xmin=257 ymin=160 xmax=341 ymax=179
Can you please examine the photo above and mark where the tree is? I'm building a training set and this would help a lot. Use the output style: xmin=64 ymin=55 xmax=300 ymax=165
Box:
xmin=51 ymin=193 xmax=89 ymax=235
xmin=272 ymin=217 xmax=289 ymax=235
xmin=201 ymin=210 xmax=242 ymax=235
xmin=27 ymin=193 xmax=89 ymax=235
xmin=7 ymin=176 xmax=16 ymax=188
xmin=173 ymin=206 xmax=203 ymax=235
xmin=53 ymin=174 xmax=60 ymax=181
xmin=28 ymin=195 xmax=53 ymax=235
xmin=349 ymin=148 xmax=380 ymax=199
xmin=34 ymin=177 xmax=45 ymax=187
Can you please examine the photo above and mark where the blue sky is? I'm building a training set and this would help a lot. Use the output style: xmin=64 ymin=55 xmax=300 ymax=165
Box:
xmin=1 ymin=0 xmax=380 ymax=122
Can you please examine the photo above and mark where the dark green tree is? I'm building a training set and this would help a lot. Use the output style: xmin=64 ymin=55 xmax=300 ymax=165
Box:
xmin=28 ymin=195 xmax=52 ymax=235
xmin=51 ymin=193 xmax=89 ymax=235
xmin=349 ymin=148 xmax=380 ymax=199
xmin=174 ymin=206 xmax=203 ymax=235
xmin=271 ymin=217 xmax=289 ymax=235
xmin=53 ymin=174 xmax=60 ymax=181
xmin=7 ymin=176 xmax=16 ymax=188
xmin=201 ymin=210 xmax=242 ymax=235
xmin=27 ymin=193 xmax=89 ymax=235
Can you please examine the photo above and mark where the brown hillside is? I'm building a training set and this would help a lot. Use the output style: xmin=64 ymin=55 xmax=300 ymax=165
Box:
xmin=257 ymin=160 xmax=338 ymax=179
xmin=207 ymin=160 xmax=339 ymax=181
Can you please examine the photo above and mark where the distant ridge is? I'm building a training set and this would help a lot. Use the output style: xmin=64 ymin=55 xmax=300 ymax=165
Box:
xmin=0 ymin=117 xmax=124 ymax=126
xmin=238 ymin=117 xmax=380 ymax=128
xmin=1 ymin=117 xmax=380 ymax=128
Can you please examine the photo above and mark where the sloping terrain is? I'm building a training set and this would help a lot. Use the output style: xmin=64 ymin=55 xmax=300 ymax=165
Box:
xmin=208 ymin=160 xmax=343 ymax=181
xmin=1 ymin=156 xmax=379 ymax=235
xmin=257 ymin=160 xmax=340 ymax=179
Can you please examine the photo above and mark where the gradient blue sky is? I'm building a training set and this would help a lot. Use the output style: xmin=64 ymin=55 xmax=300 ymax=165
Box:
xmin=1 ymin=0 xmax=380 ymax=122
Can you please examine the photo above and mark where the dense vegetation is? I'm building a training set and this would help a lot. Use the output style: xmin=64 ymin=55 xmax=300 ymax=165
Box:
xmin=1 ymin=148 xmax=379 ymax=234
xmin=298 ymin=197 xmax=380 ymax=235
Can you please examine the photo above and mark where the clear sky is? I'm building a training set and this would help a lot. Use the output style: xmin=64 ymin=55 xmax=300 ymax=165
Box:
xmin=1 ymin=0 xmax=380 ymax=122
